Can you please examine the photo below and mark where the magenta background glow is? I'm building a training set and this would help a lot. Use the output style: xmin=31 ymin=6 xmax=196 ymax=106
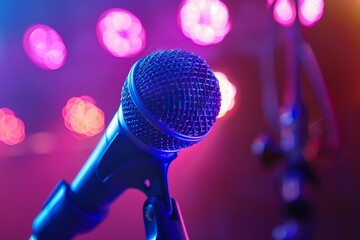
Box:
xmin=178 ymin=0 xmax=231 ymax=46
xmin=267 ymin=0 xmax=276 ymax=7
xmin=96 ymin=9 xmax=146 ymax=58
xmin=23 ymin=25 xmax=66 ymax=70
xmin=299 ymin=0 xmax=324 ymax=27
xmin=1 ymin=1 xmax=359 ymax=240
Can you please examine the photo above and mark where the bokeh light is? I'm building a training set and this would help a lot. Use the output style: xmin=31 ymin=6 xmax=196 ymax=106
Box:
xmin=178 ymin=0 xmax=231 ymax=46
xmin=0 ymin=108 xmax=25 ymax=145
xmin=273 ymin=0 xmax=296 ymax=26
xmin=214 ymin=72 xmax=236 ymax=119
xmin=97 ymin=8 xmax=146 ymax=58
xmin=23 ymin=24 xmax=66 ymax=70
xmin=62 ymin=96 xmax=105 ymax=138
xmin=298 ymin=0 xmax=324 ymax=27
xmin=269 ymin=0 xmax=323 ymax=27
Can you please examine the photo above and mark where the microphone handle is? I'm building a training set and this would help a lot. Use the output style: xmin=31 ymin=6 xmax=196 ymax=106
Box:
xmin=31 ymin=113 xmax=176 ymax=239
xmin=30 ymin=180 xmax=107 ymax=239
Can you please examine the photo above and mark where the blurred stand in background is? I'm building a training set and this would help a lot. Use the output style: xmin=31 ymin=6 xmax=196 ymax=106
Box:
xmin=253 ymin=1 xmax=340 ymax=239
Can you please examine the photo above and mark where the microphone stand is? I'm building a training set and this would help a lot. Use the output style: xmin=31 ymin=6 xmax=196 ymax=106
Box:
xmin=253 ymin=2 xmax=339 ymax=239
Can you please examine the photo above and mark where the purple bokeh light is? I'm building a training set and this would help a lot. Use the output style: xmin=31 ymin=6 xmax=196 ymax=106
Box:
xmin=96 ymin=8 xmax=146 ymax=58
xmin=178 ymin=0 xmax=231 ymax=46
xmin=273 ymin=0 xmax=296 ymax=26
xmin=270 ymin=0 xmax=324 ymax=27
xmin=23 ymin=25 xmax=66 ymax=70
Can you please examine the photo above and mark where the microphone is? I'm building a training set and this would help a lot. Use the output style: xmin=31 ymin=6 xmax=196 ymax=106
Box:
xmin=31 ymin=49 xmax=221 ymax=239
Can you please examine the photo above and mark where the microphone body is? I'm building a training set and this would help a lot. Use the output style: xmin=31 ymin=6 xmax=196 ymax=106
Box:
xmin=31 ymin=113 xmax=175 ymax=239
xmin=30 ymin=49 xmax=221 ymax=239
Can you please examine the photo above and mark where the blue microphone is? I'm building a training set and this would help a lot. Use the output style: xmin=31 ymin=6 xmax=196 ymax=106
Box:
xmin=31 ymin=49 xmax=221 ymax=239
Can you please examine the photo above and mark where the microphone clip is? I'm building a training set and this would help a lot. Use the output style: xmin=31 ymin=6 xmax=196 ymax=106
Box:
xmin=143 ymin=197 xmax=189 ymax=240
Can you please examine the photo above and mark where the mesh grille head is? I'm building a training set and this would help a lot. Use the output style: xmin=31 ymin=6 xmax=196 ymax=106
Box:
xmin=120 ymin=49 xmax=221 ymax=152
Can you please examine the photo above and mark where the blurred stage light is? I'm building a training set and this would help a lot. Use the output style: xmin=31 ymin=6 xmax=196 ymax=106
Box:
xmin=178 ymin=0 xmax=231 ymax=46
xmin=298 ymin=0 xmax=324 ymax=27
xmin=0 ymin=108 xmax=25 ymax=145
xmin=62 ymin=96 xmax=105 ymax=138
xmin=273 ymin=0 xmax=296 ymax=26
xmin=270 ymin=0 xmax=323 ymax=27
xmin=23 ymin=24 xmax=66 ymax=70
xmin=97 ymin=8 xmax=146 ymax=58
xmin=214 ymin=72 xmax=236 ymax=119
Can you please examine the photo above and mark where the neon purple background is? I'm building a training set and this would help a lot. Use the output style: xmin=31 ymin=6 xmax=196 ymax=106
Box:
xmin=0 ymin=0 xmax=359 ymax=239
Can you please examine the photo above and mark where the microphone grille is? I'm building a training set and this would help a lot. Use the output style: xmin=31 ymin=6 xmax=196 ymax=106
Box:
xmin=121 ymin=49 xmax=221 ymax=152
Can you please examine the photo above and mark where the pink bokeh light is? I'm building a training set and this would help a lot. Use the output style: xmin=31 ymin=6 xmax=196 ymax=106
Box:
xmin=97 ymin=8 xmax=146 ymax=58
xmin=299 ymin=0 xmax=324 ymax=27
xmin=214 ymin=72 xmax=236 ymax=119
xmin=269 ymin=0 xmax=324 ymax=27
xmin=62 ymin=96 xmax=105 ymax=138
xmin=23 ymin=25 xmax=66 ymax=70
xmin=0 ymin=108 xmax=25 ymax=145
xmin=273 ymin=0 xmax=296 ymax=26
xmin=178 ymin=0 xmax=231 ymax=46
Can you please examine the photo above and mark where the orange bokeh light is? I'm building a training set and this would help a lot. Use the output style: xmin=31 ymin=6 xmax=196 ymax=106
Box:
xmin=214 ymin=72 xmax=236 ymax=119
xmin=62 ymin=96 xmax=105 ymax=138
xmin=0 ymin=108 xmax=26 ymax=145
